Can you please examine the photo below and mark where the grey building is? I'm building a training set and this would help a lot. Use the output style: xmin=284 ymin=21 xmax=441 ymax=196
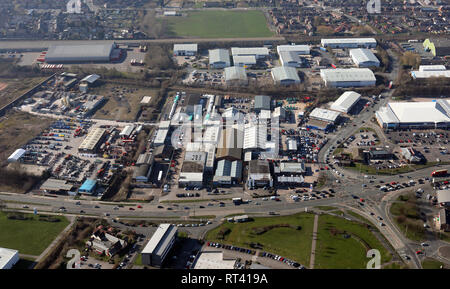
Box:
xmin=141 ymin=224 xmax=177 ymax=267
xmin=271 ymin=66 xmax=301 ymax=85
xmin=209 ymin=49 xmax=230 ymax=69
xmin=45 ymin=43 xmax=115 ymax=63
xmin=254 ymin=95 xmax=271 ymax=113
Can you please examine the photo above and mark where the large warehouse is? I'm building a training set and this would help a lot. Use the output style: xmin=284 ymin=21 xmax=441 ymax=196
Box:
xmin=141 ymin=224 xmax=177 ymax=267
xmin=320 ymin=68 xmax=376 ymax=87
xmin=271 ymin=66 xmax=301 ymax=85
xmin=209 ymin=49 xmax=230 ymax=69
xmin=321 ymin=38 xmax=377 ymax=48
xmin=277 ymin=45 xmax=310 ymax=55
xmin=224 ymin=66 xmax=248 ymax=85
xmin=310 ymin=108 xmax=340 ymax=123
xmin=231 ymin=47 xmax=269 ymax=59
xmin=173 ymin=44 xmax=198 ymax=56
xmin=279 ymin=51 xmax=302 ymax=67
xmin=375 ymin=99 xmax=450 ymax=129
xmin=330 ymin=91 xmax=361 ymax=113
xmin=410 ymin=70 xmax=450 ymax=79
xmin=45 ymin=43 xmax=115 ymax=63
xmin=78 ymin=127 xmax=107 ymax=154
xmin=232 ymin=55 xmax=256 ymax=67
xmin=349 ymin=48 xmax=380 ymax=67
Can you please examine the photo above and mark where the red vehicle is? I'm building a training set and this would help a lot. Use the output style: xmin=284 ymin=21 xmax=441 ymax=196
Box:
xmin=416 ymin=250 xmax=423 ymax=255
xmin=431 ymin=169 xmax=447 ymax=177
xmin=137 ymin=205 xmax=143 ymax=209
xmin=360 ymin=198 xmax=365 ymax=202
xmin=331 ymin=64 xmax=337 ymax=69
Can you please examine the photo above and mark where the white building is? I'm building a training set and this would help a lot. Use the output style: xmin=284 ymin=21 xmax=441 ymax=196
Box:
xmin=320 ymin=68 xmax=376 ymax=87
xmin=279 ymin=51 xmax=302 ymax=67
xmin=330 ymin=91 xmax=361 ymax=113
xmin=224 ymin=66 xmax=248 ymax=85
xmin=231 ymin=47 xmax=269 ymax=59
xmin=349 ymin=48 xmax=380 ymax=67
xmin=153 ymin=129 xmax=169 ymax=146
xmin=7 ymin=148 xmax=26 ymax=163
xmin=271 ymin=66 xmax=301 ymax=85
xmin=244 ymin=122 xmax=267 ymax=150
xmin=232 ymin=55 xmax=257 ymax=67
xmin=277 ymin=44 xmax=310 ymax=55
xmin=310 ymin=108 xmax=340 ymax=123
xmin=410 ymin=70 xmax=450 ymax=79
xmin=321 ymin=38 xmax=377 ymax=48
xmin=375 ymin=99 xmax=450 ymax=129
xmin=141 ymin=224 xmax=177 ymax=267
xmin=0 ymin=248 xmax=19 ymax=269
xmin=419 ymin=65 xmax=447 ymax=71
xmin=173 ymin=44 xmax=198 ymax=56
xmin=193 ymin=251 xmax=236 ymax=269
xmin=209 ymin=49 xmax=230 ymax=69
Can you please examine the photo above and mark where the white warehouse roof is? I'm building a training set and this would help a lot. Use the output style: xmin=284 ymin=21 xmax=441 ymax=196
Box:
xmin=173 ymin=43 xmax=198 ymax=52
xmin=0 ymin=247 xmax=19 ymax=269
xmin=349 ymin=48 xmax=380 ymax=67
xmin=142 ymin=224 xmax=177 ymax=255
xmin=232 ymin=55 xmax=256 ymax=66
xmin=277 ymin=44 xmax=310 ymax=54
xmin=231 ymin=47 xmax=269 ymax=57
xmin=377 ymin=100 xmax=450 ymax=125
xmin=411 ymin=70 xmax=450 ymax=79
xmin=224 ymin=66 xmax=247 ymax=81
xmin=320 ymin=68 xmax=376 ymax=85
xmin=7 ymin=148 xmax=26 ymax=162
xmin=271 ymin=66 xmax=300 ymax=83
xmin=310 ymin=108 xmax=340 ymax=123
xmin=45 ymin=43 xmax=114 ymax=63
xmin=81 ymin=74 xmax=100 ymax=84
xmin=209 ymin=49 xmax=230 ymax=65
xmin=321 ymin=38 xmax=377 ymax=46
xmin=419 ymin=65 xmax=447 ymax=71
xmin=330 ymin=91 xmax=361 ymax=113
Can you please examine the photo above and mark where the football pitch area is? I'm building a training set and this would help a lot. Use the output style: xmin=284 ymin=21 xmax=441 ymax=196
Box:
xmin=164 ymin=10 xmax=274 ymax=38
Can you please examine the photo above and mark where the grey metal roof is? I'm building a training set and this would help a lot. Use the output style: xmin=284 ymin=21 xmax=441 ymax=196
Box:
xmin=209 ymin=49 xmax=230 ymax=65
xmin=231 ymin=47 xmax=269 ymax=56
xmin=254 ymin=95 xmax=271 ymax=110
xmin=215 ymin=160 xmax=242 ymax=179
xmin=279 ymin=51 xmax=301 ymax=66
xmin=330 ymin=91 xmax=361 ymax=113
xmin=349 ymin=48 xmax=380 ymax=65
xmin=271 ymin=66 xmax=300 ymax=83
xmin=321 ymin=38 xmax=377 ymax=46
xmin=320 ymin=68 xmax=376 ymax=82
xmin=173 ymin=43 xmax=198 ymax=52
xmin=142 ymin=224 xmax=177 ymax=257
xmin=46 ymin=43 xmax=114 ymax=62
xmin=232 ymin=55 xmax=256 ymax=65
xmin=224 ymin=66 xmax=247 ymax=81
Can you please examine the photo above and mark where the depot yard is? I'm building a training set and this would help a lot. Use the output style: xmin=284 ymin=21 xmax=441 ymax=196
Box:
xmin=314 ymin=214 xmax=392 ymax=269
xmin=0 ymin=77 xmax=47 ymax=107
xmin=0 ymin=111 xmax=53 ymax=163
xmin=0 ymin=211 xmax=69 ymax=256
xmin=164 ymin=10 xmax=273 ymax=38
xmin=91 ymin=84 xmax=160 ymax=122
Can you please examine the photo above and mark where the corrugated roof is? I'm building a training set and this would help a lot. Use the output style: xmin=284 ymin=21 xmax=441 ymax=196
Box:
xmin=330 ymin=91 xmax=361 ymax=113
xmin=232 ymin=55 xmax=256 ymax=65
xmin=142 ymin=224 xmax=177 ymax=256
xmin=349 ymin=48 xmax=379 ymax=65
xmin=411 ymin=70 xmax=450 ymax=79
xmin=321 ymin=38 xmax=377 ymax=45
xmin=254 ymin=95 xmax=271 ymax=110
xmin=271 ymin=66 xmax=300 ymax=83
xmin=224 ymin=66 xmax=247 ymax=81
xmin=231 ymin=47 xmax=269 ymax=56
xmin=277 ymin=45 xmax=310 ymax=54
xmin=7 ymin=148 xmax=26 ymax=162
xmin=81 ymin=74 xmax=100 ymax=83
xmin=310 ymin=108 xmax=340 ymax=123
xmin=320 ymin=68 xmax=376 ymax=82
xmin=174 ymin=43 xmax=198 ymax=52
xmin=79 ymin=128 xmax=106 ymax=151
xmin=209 ymin=49 xmax=230 ymax=65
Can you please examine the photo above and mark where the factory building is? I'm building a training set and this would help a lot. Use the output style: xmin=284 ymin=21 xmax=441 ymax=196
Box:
xmin=216 ymin=128 xmax=243 ymax=161
xmin=7 ymin=148 xmax=27 ymax=163
xmin=78 ymin=179 xmax=97 ymax=195
xmin=173 ymin=44 xmax=198 ymax=56
xmin=375 ymin=100 xmax=450 ymax=129
xmin=276 ymin=45 xmax=310 ymax=55
xmin=153 ymin=128 xmax=169 ymax=146
xmin=410 ymin=70 xmax=450 ymax=79
xmin=133 ymin=153 xmax=154 ymax=182
xmin=232 ymin=55 xmax=257 ymax=67
xmin=254 ymin=95 xmax=271 ymax=113
xmin=320 ymin=68 xmax=376 ymax=87
xmin=247 ymin=160 xmax=272 ymax=188
xmin=330 ymin=91 xmax=361 ymax=113
xmin=349 ymin=48 xmax=380 ymax=67
xmin=179 ymin=151 xmax=206 ymax=187
xmin=209 ymin=49 xmax=230 ymax=69
xmin=78 ymin=127 xmax=107 ymax=154
xmin=231 ymin=47 xmax=269 ymax=59
xmin=224 ymin=66 xmax=248 ymax=86
xmin=278 ymin=51 xmax=302 ymax=67
xmin=423 ymin=38 xmax=450 ymax=57
xmin=40 ymin=178 xmax=74 ymax=194
xmin=309 ymin=108 xmax=340 ymax=123
xmin=193 ymin=251 xmax=237 ymax=269
xmin=321 ymin=38 xmax=377 ymax=48
xmin=273 ymin=106 xmax=286 ymax=121
xmin=0 ymin=248 xmax=19 ymax=269
xmin=419 ymin=65 xmax=447 ymax=71
xmin=243 ymin=122 xmax=267 ymax=151
xmin=141 ymin=224 xmax=177 ymax=267
xmin=213 ymin=160 xmax=243 ymax=186
xmin=45 ymin=43 xmax=116 ymax=63
xmin=271 ymin=66 xmax=301 ymax=85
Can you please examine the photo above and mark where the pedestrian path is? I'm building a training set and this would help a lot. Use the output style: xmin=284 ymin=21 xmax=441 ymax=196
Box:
xmin=309 ymin=214 xmax=319 ymax=269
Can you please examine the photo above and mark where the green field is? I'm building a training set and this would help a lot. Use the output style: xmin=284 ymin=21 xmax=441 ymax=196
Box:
xmin=421 ymin=258 xmax=446 ymax=269
xmin=315 ymin=214 xmax=392 ymax=269
xmin=205 ymin=213 xmax=315 ymax=265
xmin=164 ymin=10 xmax=273 ymax=38
xmin=390 ymin=194 xmax=426 ymax=241
xmin=0 ymin=211 xmax=70 ymax=256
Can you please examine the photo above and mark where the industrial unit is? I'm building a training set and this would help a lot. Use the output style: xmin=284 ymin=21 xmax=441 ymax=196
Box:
xmin=375 ymin=99 xmax=450 ymax=129
xmin=224 ymin=66 xmax=248 ymax=85
xmin=349 ymin=48 xmax=380 ymax=67
xmin=247 ymin=159 xmax=272 ymax=188
xmin=78 ymin=127 xmax=107 ymax=154
xmin=276 ymin=44 xmax=310 ymax=55
xmin=232 ymin=55 xmax=257 ymax=67
xmin=254 ymin=95 xmax=271 ymax=113
xmin=209 ymin=49 xmax=230 ymax=69
xmin=173 ymin=44 xmax=198 ymax=56
xmin=321 ymin=38 xmax=377 ymax=48
xmin=278 ymin=50 xmax=302 ymax=67
xmin=213 ymin=160 xmax=243 ymax=185
xmin=45 ymin=43 xmax=116 ymax=63
xmin=193 ymin=251 xmax=237 ymax=269
xmin=410 ymin=70 xmax=450 ymax=79
xmin=141 ymin=224 xmax=177 ymax=267
xmin=309 ymin=108 xmax=340 ymax=123
xmin=0 ymin=248 xmax=19 ymax=269
xmin=231 ymin=47 xmax=269 ymax=59
xmin=330 ymin=91 xmax=361 ymax=113
xmin=320 ymin=68 xmax=376 ymax=87
xmin=271 ymin=66 xmax=301 ymax=85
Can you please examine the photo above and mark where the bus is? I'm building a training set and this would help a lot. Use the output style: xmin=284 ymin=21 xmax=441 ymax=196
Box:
xmin=431 ymin=169 xmax=447 ymax=177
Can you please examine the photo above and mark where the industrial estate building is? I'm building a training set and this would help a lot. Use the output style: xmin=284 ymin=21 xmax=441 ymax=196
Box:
xmin=248 ymin=160 xmax=272 ymax=188
xmin=278 ymin=51 xmax=302 ymax=67
xmin=141 ymin=224 xmax=177 ymax=267
xmin=45 ymin=43 xmax=116 ymax=63
xmin=193 ymin=251 xmax=237 ymax=269
xmin=231 ymin=47 xmax=269 ymax=59
xmin=7 ymin=148 xmax=26 ymax=163
xmin=209 ymin=49 xmax=230 ymax=69
xmin=271 ymin=66 xmax=301 ymax=85
xmin=330 ymin=91 xmax=361 ymax=113
xmin=224 ymin=66 xmax=248 ymax=86
xmin=375 ymin=100 xmax=450 ymax=129
xmin=310 ymin=108 xmax=341 ymax=123
xmin=320 ymin=68 xmax=376 ymax=87
xmin=349 ymin=48 xmax=380 ymax=67
xmin=78 ymin=127 xmax=107 ymax=154
xmin=254 ymin=95 xmax=271 ymax=113
xmin=276 ymin=44 xmax=310 ymax=55
xmin=173 ymin=44 xmax=198 ymax=56
xmin=213 ymin=159 xmax=243 ymax=185
xmin=321 ymin=38 xmax=377 ymax=48
xmin=0 ymin=247 xmax=19 ymax=269
xmin=232 ymin=55 xmax=257 ymax=67
xmin=411 ymin=69 xmax=450 ymax=79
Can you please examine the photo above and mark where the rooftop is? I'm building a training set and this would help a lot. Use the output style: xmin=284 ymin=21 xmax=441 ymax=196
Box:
xmin=142 ymin=224 xmax=177 ymax=256
xmin=193 ymin=251 xmax=236 ymax=269
xmin=271 ymin=66 xmax=300 ymax=82
xmin=320 ymin=68 xmax=376 ymax=82
xmin=330 ymin=91 xmax=361 ymax=113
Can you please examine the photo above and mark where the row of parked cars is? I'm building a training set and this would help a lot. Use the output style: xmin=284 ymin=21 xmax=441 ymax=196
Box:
xmin=206 ymin=242 xmax=256 ymax=255
xmin=259 ymin=252 xmax=304 ymax=269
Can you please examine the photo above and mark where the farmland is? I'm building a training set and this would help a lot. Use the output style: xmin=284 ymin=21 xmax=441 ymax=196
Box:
xmin=164 ymin=10 xmax=273 ymax=38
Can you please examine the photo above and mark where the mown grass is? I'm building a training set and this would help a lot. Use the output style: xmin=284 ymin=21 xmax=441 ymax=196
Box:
xmin=389 ymin=193 xmax=426 ymax=241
